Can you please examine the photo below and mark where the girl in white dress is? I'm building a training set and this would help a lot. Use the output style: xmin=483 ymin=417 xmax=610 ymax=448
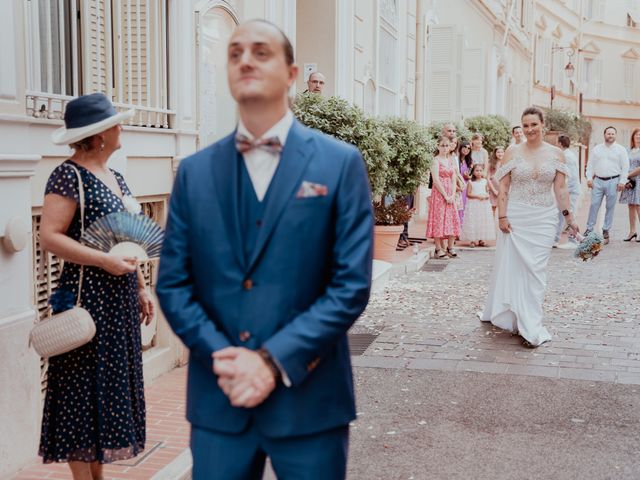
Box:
xmin=461 ymin=165 xmax=496 ymax=247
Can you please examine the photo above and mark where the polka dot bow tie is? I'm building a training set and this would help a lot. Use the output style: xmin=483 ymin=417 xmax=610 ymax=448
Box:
xmin=235 ymin=134 xmax=283 ymax=154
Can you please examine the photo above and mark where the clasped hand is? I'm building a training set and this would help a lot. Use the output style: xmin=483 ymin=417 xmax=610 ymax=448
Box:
xmin=212 ymin=347 xmax=276 ymax=408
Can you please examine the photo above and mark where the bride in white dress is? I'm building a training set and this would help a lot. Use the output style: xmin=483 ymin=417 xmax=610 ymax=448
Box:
xmin=481 ymin=107 xmax=580 ymax=346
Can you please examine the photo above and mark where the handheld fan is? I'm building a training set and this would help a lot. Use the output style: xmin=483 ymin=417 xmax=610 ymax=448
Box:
xmin=81 ymin=212 xmax=164 ymax=260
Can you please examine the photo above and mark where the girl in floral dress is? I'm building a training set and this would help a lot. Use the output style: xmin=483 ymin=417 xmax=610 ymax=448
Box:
xmin=426 ymin=136 xmax=461 ymax=258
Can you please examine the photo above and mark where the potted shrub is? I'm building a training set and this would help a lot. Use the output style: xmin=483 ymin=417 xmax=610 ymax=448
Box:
xmin=294 ymin=94 xmax=435 ymax=261
xmin=542 ymin=108 xmax=592 ymax=146
xmin=382 ymin=117 xmax=435 ymax=197
xmin=373 ymin=118 xmax=435 ymax=260
xmin=293 ymin=93 xmax=390 ymax=196
xmin=464 ymin=114 xmax=512 ymax=155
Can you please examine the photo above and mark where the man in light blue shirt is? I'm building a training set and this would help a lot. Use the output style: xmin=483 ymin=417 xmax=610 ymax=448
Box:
xmin=555 ymin=135 xmax=581 ymax=246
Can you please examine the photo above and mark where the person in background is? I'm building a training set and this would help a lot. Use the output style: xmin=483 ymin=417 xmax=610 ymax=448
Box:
xmin=39 ymin=93 xmax=152 ymax=479
xmin=305 ymin=71 xmax=326 ymax=94
xmin=461 ymin=164 xmax=496 ymax=247
xmin=487 ymin=146 xmax=504 ymax=217
xmin=584 ymin=126 xmax=629 ymax=244
xmin=397 ymin=194 xmax=415 ymax=249
xmin=457 ymin=140 xmax=473 ymax=226
xmin=470 ymin=133 xmax=489 ymax=168
xmin=441 ymin=123 xmax=457 ymax=141
xmin=555 ymin=134 xmax=582 ymax=248
xmin=511 ymin=125 xmax=526 ymax=145
xmin=619 ymin=128 xmax=640 ymax=242
xmin=426 ymin=136 xmax=460 ymax=258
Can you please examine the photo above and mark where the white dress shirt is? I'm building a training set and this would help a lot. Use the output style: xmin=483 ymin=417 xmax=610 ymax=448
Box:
xmin=563 ymin=148 xmax=581 ymax=195
xmin=471 ymin=149 xmax=487 ymax=166
xmin=586 ymin=142 xmax=629 ymax=184
xmin=237 ymin=109 xmax=294 ymax=201
xmin=236 ymin=110 xmax=294 ymax=387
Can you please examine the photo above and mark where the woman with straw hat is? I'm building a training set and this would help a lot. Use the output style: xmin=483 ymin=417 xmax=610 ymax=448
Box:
xmin=39 ymin=93 xmax=152 ymax=479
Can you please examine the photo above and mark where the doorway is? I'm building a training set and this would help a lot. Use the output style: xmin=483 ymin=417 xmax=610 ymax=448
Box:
xmin=196 ymin=4 xmax=238 ymax=147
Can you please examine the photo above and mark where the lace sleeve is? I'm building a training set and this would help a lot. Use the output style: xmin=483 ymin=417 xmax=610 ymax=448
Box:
xmin=552 ymin=159 xmax=569 ymax=176
xmin=495 ymin=158 xmax=521 ymax=181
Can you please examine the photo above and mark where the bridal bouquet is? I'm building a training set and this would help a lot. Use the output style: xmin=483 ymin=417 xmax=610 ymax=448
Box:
xmin=572 ymin=231 xmax=604 ymax=261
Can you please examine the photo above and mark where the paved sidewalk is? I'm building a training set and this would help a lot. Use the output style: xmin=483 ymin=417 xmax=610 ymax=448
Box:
xmin=13 ymin=367 xmax=190 ymax=480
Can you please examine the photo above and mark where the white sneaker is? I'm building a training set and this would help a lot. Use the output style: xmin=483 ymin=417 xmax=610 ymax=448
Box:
xmin=556 ymin=242 xmax=576 ymax=250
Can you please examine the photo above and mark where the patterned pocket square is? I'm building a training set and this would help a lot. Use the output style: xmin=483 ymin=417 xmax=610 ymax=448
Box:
xmin=296 ymin=181 xmax=328 ymax=198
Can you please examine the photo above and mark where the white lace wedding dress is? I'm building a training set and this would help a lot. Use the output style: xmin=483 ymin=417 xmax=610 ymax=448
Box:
xmin=481 ymin=157 xmax=568 ymax=346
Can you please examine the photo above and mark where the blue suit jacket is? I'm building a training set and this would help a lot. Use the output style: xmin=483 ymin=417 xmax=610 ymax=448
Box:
xmin=156 ymin=119 xmax=373 ymax=438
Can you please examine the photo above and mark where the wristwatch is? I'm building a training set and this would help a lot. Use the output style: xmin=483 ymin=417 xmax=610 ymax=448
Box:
xmin=562 ymin=209 xmax=570 ymax=216
xmin=257 ymin=348 xmax=281 ymax=380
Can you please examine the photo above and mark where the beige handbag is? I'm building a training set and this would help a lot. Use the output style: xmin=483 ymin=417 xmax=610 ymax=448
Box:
xmin=30 ymin=164 xmax=96 ymax=358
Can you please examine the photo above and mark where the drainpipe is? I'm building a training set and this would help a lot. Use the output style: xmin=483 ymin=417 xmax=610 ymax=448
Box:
xmin=415 ymin=0 xmax=425 ymax=124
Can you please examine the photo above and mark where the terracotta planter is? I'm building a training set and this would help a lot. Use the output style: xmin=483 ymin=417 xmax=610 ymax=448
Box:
xmin=544 ymin=130 xmax=561 ymax=146
xmin=373 ymin=224 xmax=404 ymax=262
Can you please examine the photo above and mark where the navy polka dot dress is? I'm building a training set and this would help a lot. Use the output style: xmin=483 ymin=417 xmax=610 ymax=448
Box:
xmin=39 ymin=160 xmax=146 ymax=464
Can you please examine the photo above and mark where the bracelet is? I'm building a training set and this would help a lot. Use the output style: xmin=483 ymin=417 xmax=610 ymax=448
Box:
xmin=498 ymin=216 xmax=507 ymax=219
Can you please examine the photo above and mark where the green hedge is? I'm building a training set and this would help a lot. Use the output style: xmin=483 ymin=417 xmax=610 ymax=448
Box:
xmin=293 ymin=94 xmax=434 ymax=225
xmin=464 ymin=114 xmax=512 ymax=155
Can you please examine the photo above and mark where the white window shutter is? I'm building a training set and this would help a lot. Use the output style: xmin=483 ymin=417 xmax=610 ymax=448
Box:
xmin=534 ymin=35 xmax=543 ymax=84
xmin=82 ymin=0 xmax=110 ymax=94
xmin=115 ymin=0 xmax=149 ymax=106
xmin=461 ymin=47 xmax=484 ymax=118
xmin=624 ymin=61 xmax=636 ymax=102
xmin=595 ymin=58 xmax=603 ymax=97
xmin=536 ymin=37 xmax=552 ymax=86
xmin=427 ymin=25 xmax=456 ymax=122
xmin=598 ymin=0 xmax=607 ymax=20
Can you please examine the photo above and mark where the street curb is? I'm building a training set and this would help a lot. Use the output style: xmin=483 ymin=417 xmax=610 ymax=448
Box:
xmin=390 ymin=247 xmax=433 ymax=277
xmin=371 ymin=259 xmax=392 ymax=293
xmin=150 ymin=449 xmax=191 ymax=480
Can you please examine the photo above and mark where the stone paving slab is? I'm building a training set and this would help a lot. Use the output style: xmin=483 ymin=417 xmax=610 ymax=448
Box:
xmin=355 ymin=204 xmax=640 ymax=385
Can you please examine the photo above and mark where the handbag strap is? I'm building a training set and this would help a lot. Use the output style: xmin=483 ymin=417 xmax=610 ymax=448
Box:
xmin=36 ymin=162 xmax=87 ymax=320
xmin=67 ymin=164 xmax=86 ymax=308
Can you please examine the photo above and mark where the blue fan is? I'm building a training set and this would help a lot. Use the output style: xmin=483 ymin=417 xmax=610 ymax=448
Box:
xmin=81 ymin=212 xmax=164 ymax=260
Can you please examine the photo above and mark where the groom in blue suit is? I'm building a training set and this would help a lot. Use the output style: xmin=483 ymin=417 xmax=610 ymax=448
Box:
xmin=156 ymin=20 xmax=373 ymax=479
